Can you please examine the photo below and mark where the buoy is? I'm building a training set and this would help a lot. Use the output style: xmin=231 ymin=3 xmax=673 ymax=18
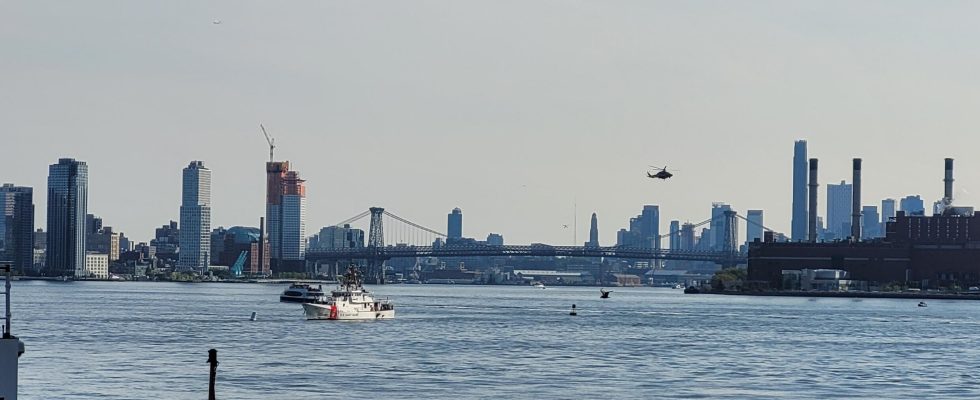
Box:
xmin=250 ymin=311 xmax=257 ymax=321
xmin=569 ymin=304 xmax=577 ymax=316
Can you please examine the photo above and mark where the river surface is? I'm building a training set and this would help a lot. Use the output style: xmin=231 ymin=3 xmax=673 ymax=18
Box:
xmin=11 ymin=281 xmax=980 ymax=399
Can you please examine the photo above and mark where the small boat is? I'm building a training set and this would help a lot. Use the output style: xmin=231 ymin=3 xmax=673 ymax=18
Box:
xmin=672 ymin=284 xmax=684 ymax=290
xmin=302 ymin=266 xmax=394 ymax=320
xmin=532 ymin=282 xmax=546 ymax=289
xmin=600 ymin=288 xmax=611 ymax=299
xmin=280 ymin=283 xmax=326 ymax=303
xmin=918 ymin=301 xmax=928 ymax=307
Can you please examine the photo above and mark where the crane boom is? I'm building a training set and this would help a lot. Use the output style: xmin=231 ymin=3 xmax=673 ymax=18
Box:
xmin=260 ymin=124 xmax=275 ymax=162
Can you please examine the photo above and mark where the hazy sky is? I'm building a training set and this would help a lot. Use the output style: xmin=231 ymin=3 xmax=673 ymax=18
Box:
xmin=5 ymin=1 xmax=980 ymax=245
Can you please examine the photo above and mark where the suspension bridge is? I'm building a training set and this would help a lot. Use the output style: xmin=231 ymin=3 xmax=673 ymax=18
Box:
xmin=306 ymin=207 xmax=781 ymax=283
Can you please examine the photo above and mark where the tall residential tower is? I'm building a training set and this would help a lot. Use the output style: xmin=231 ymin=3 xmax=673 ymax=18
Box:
xmin=266 ymin=161 xmax=307 ymax=272
xmin=0 ymin=184 xmax=34 ymax=274
xmin=447 ymin=208 xmax=463 ymax=241
xmin=178 ymin=161 xmax=212 ymax=273
xmin=46 ymin=158 xmax=88 ymax=277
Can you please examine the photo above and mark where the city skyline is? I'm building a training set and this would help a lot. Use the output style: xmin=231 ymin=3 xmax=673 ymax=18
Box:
xmin=6 ymin=2 xmax=980 ymax=245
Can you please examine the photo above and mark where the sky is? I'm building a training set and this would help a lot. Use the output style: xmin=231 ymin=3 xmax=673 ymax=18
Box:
xmin=4 ymin=1 xmax=980 ymax=246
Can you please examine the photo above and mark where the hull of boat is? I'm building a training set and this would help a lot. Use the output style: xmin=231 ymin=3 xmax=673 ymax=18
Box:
xmin=302 ymin=303 xmax=395 ymax=320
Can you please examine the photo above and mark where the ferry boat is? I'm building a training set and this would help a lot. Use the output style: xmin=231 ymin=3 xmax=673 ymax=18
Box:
xmin=280 ymin=283 xmax=327 ymax=303
xmin=302 ymin=267 xmax=395 ymax=320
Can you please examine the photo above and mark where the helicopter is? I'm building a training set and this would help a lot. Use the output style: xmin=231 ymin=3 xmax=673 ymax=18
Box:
xmin=647 ymin=166 xmax=674 ymax=180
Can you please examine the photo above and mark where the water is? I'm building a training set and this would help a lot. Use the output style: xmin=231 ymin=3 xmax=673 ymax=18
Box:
xmin=12 ymin=281 xmax=980 ymax=399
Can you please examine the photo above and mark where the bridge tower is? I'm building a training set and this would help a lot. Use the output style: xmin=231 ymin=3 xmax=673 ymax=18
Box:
xmin=722 ymin=210 xmax=739 ymax=268
xmin=367 ymin=207 xmax=385 ymax=284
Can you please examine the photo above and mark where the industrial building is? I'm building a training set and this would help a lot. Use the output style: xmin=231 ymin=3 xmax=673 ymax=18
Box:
xmin=750 ymin=157 xmax=980 ymax=290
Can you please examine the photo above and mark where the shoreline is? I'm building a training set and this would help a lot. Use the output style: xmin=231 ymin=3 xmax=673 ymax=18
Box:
xmin=709 ymin=290 xmax=980 ymax=301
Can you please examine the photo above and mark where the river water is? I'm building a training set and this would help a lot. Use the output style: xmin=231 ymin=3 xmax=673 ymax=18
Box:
xmin=11 ymin=281 xmax=980 ymax=399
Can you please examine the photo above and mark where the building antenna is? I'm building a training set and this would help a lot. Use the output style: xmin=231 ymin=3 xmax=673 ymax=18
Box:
xmin=261 ymin=124 xmax=275 ymax=162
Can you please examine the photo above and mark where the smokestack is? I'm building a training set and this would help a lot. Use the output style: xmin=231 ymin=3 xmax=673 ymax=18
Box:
xmin=945 ymin=158 xmax=954 ymax=201
xmin=851 ymin=158 xmax=862 ymax=240
xmin=808 ymin=158 xmax=818 ymax=242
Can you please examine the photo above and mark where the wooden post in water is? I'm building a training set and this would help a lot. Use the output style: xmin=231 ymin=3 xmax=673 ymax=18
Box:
xmin=207 ymin=349 xmax=218 ymax=400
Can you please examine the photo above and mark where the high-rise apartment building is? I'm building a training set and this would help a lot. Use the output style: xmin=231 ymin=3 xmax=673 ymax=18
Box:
xmin=710 ymin=203 xmax=733 ymax=250
xmin=746 ymin=210 xmax=764 ymax=246
xmin=46 ymin=158 xmax=88 ymax=277
xmin=861 ymin=205 xmax=880 ymax=239
xmin=178 ymin=161 xmax=212 ymax=273
xmin=447 ymin=208 xmax=463 ymax=240
xmin=265 ymin=161 xmax=307 ymax=272
xmin=900 ymin=195 xmax=925 ymax=216
xmin=826 ymin=181 xmax=853 ymax=240
xmin=280 ymin=171 xmax=306 ymax=261
xmin=0 ymin=184 xmax=34 ymax=274
xmin=791 ymin=140 xmax=808 ymax=241
xmin=881 ymin=198 xmax=897 ymax=225
xmin=617 ymin=205 xmax=660 ymax=249
xmin=668 ymin=220 xmax=680 ymax=250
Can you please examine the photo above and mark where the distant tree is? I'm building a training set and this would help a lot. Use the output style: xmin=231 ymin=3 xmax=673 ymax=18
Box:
xmin=710 ymin=267 xmax=746 ymax=292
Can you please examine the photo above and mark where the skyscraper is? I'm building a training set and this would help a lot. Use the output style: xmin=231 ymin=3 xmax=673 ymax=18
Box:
xmin=447 ymin=207 xmax=463 ymax=240
xmin=900 ymin=195 xmax=925 ymax=216
xmin=46 ymin=158 xmax=88 ymax=277
xmin=615 ymin=205 xmax=660 ymax=249
xmin=265 ymin=161 xmax=289 ymax=265
xmin=0 ymin=184 xmax=34 ymax=274
xmin=881 ymin=198 xmax=897 ymax=225
xmin=746 ymin=210 xmax=764 ymax=246
xmin=265 ymin=161 xmax=307 ymax=272
xmin=710 ymin=203 xmax=733 ymax=250
xmin=641 ymin=205 xmax=660 ymax=249
xmin=861 ymin=205 xmax=880 ymax=239
xmin=668 ymin=220 xmax=680 ymax=250
xmin=279 ymin=171 xmax=306 ymax=262
xmin=178 ymin=161 xmax=212 ymax=273
xmin=791 ymin=140 xmax=808 ymax=241
xmin=826 ymin=181 xmax=853 ymax=240
xmin=586 ymin=213 xmax=599 ymax=248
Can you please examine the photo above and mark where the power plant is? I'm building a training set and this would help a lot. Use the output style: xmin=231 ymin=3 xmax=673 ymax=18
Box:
xmin=748 ymin=157 xmax=980 ymax=290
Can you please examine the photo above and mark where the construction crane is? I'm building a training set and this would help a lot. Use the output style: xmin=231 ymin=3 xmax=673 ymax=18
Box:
xmin=260 ymin=124 xmax=275 ymax=162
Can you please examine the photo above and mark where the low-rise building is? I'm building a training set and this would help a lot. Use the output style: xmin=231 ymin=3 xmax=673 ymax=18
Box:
xmin=82 ymin=252 xmax=109 ymax=279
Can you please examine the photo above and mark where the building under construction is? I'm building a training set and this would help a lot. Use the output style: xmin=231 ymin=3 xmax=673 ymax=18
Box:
xmin=749 ymin=158 xmax=980 ymax=289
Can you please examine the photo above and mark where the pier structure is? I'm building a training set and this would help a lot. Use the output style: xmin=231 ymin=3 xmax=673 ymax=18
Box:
xmin=1 ymin=264 xmax=26 ymax=400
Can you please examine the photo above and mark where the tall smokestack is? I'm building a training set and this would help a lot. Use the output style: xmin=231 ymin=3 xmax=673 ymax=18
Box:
xmin=851 ymin=158 xmax=862 ymax=240
xmin=808 ymin=158 xmax=818 ymax=242
xmin=945 ymin=158 xmax=954 ymax=201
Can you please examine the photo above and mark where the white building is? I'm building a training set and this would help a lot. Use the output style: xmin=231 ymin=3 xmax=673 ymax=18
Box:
xmin=81 ymin=252 xmax=109 ymax=279
xmin=178 ymin=161 xmax=211 ymax=273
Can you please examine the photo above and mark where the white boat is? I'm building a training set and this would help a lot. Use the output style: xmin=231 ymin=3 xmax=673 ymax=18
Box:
xmin=280 ymin=283 xmax=327 ymax=303
xmin=302 ymin=267 xmax=394 ymax=321
xmin=673 ymin=284 xmax=684 ymax=290
xmin=532 ymin=282 xmax=546 ymax=289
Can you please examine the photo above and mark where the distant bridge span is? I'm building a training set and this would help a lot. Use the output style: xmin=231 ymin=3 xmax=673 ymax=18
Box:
xmin=307 ymin=207 xmax=757 ymax=282
xmin=305 ymin=245 xmax=744 ymax=264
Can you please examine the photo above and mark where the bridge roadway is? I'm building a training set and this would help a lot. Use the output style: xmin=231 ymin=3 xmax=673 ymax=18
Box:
xmin=305 ymin=245 xmax=745 ymax=264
